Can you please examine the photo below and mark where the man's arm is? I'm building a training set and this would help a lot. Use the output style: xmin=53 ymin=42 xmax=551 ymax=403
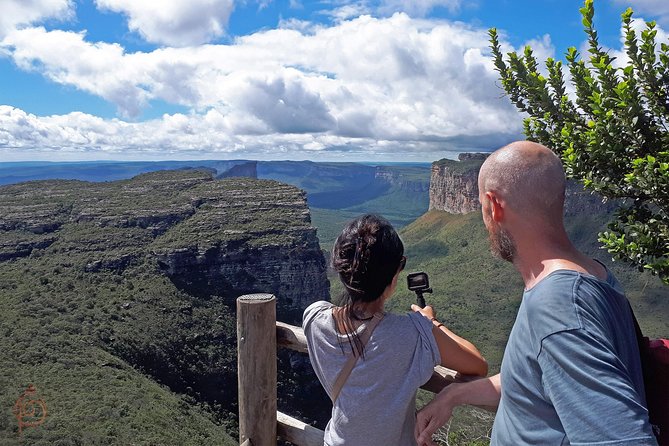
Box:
xmin=415 ymin=373 xmax=501 ymax=446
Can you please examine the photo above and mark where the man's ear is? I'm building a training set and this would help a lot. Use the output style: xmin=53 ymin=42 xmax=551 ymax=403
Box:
xmin=485 ymin=191 xmax=504 ymax=223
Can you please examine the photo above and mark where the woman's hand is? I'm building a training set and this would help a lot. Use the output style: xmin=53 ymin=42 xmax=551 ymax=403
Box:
xmin=411 ymin=303 xmax=436 ymax=321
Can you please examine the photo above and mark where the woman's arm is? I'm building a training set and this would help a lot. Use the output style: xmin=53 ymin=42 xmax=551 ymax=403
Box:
xmin=411 ymin=304 xmax=488 ymax=376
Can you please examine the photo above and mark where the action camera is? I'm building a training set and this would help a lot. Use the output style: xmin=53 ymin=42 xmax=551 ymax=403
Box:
xmin=407 ymin=272 xmax=432 ymax=308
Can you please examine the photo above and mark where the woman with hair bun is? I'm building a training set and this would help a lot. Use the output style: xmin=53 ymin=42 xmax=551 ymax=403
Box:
xmin=303 ymin=214 xmax=487 ymax=445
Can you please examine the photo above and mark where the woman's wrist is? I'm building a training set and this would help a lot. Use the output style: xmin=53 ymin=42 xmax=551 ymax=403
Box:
xmin=430 ymin=317 xmax=444 ymax=329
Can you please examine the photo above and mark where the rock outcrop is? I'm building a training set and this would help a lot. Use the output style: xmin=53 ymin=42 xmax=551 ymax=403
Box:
xmin=151 ymin=177 xmax=329 ymax=309
xmin=429 ymin=154 xmax=487 ymax=214
xmin=429 ymin=152 xmax=616 ymax=215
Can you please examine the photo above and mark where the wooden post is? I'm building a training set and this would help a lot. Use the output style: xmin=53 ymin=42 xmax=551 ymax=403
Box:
xmin=237 ymin=293 xmax=277 ymax=446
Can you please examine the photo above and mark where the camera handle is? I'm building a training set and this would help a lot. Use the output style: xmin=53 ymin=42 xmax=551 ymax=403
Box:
xmin=414 ymin=288 xmax=433 ymax=308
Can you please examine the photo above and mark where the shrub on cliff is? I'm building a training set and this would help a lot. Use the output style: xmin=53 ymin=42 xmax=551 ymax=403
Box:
xmin=489 ymin=0 xmax=669 ymax=284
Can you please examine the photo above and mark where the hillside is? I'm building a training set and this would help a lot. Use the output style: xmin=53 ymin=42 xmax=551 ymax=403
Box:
xmin=0 ymin=170 xmax=329 ymax=444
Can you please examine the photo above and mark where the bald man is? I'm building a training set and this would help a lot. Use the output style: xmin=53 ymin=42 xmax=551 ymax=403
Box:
xmin=415 ymin=141 xmax=657 ymax=446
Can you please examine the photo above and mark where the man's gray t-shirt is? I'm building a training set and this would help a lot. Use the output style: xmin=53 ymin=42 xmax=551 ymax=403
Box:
xmin=303 ymin=301 xmax=440 ymax=446
xmin=492 ymin=268 xmax=657 ymax=445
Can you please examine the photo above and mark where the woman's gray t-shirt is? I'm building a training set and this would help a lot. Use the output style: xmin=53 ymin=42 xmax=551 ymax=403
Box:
xmin=303 ymin=301 xmax=441 ymax=446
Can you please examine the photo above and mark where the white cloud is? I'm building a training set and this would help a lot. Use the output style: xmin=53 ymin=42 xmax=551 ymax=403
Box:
xmin=326 ymin=3 xmax=372 ymax=22
xmin=614 ymin=0 xmax=669 ymax=26
xmin=0 ymin=0 xmax=73 ymax=39
xmin=3 ymin=27 xmax=149 ymax=118
xmin=1 ymin=12 xmax=525 ymax=158
xmin=95 ymin=0 xmax=235 ymax=46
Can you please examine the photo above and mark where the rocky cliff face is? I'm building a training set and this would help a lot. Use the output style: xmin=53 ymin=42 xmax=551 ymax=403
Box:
xmin=429 ymin=152 xmax=617 ymax=215
xmin=150 ymin=176 xmax=329 ymax=310
xmin=0 ymin=170 xmax=329 ymax=309
xmin=429 ymin=154 xmax=487 ymax=213
xmin=0 ymin=170 xmax=331 ymax=439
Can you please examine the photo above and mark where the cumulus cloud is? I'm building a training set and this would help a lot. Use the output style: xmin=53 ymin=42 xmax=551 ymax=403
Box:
xmin=0 ymin=0 xmax=73 ymax=39
xmin=95 ymin=0 xmax=235 ymax=46
xmin=3 ymin=27 xmax=149 ymax=118
xmin=326 ymin=3 xmax=373 ymax=22
xmin=1 ymin=12 xmax=526 ymax=158
xmin=614 ymin=0 xmax=669 ymax=26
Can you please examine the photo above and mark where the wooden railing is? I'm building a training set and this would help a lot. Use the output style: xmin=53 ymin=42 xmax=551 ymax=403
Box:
xmin=237 ymin=293 xmax=471 ymax=446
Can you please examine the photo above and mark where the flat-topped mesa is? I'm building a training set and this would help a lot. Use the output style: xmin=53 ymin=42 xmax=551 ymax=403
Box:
xmin=152 ymin=177 xmax=329 ymax=310
xmin=429 ymin=152 xmax=618 ymax=216
xmin=217 ymin=161 xmax=258 ymax=179
xmin=0 ymin=170 xmax=329 ymax=310
xmin=429 ymin=153 xmax=488 ymax=214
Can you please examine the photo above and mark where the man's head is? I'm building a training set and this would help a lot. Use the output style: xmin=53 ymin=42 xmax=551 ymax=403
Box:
xmin=478 ymin=141 xmax=566 ymax=262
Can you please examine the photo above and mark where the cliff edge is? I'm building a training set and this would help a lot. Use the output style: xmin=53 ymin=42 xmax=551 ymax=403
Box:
xmin=429 ymin=152 xmax=617 ymax=215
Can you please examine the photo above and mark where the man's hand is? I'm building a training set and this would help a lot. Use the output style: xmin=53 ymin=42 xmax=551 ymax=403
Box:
xmin=415 ymin=375 xmax=502 ymax=445
xmin=415 ymin=385 xmax=457 ymax=446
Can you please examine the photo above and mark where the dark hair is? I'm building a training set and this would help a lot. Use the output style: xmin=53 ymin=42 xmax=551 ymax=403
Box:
xmin=331 ymin=214 xmax=404 ymax=356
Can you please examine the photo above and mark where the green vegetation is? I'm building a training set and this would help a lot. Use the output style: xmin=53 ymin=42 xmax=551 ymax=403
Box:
xmin=489 ymin=0 xmax=669 ymax=283
xmin=0 ymin=170 xmax=324 ymax=445
xmin=151 ymin=178 xmax=311 ymax=250
xmin=433 ymin=158 xmax=485 ymax=175
xmin=344 ymin=183 xmax=431 ymax=228
xmin=0 ymin=238 xmax=238 ymax=445
xmin=310 ymin=179 xmax=431 ymax=250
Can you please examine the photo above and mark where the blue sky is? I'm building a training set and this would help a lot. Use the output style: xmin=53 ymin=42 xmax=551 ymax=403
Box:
xmin=0 ymin=0 xmax=667 ymax=162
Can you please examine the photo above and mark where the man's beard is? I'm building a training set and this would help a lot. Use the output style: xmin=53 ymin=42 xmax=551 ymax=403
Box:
xmin=489 ymin=226 xmax=516 ymax=262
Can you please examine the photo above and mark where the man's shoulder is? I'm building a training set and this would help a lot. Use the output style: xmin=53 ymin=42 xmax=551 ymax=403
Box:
xmin=524 ymin=271 xmax=581 ymax=316
xmin=521 ymin=271 xmax=584 ymax=345
xmin=522 ymin=268 xmax=629 ymax=345
xmin=525 ymin=266 xmax=622 ymax=313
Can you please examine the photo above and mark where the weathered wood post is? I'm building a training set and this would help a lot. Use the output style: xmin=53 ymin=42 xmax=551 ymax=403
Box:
xmin=237 ymin=293 xmax=277 ymax=446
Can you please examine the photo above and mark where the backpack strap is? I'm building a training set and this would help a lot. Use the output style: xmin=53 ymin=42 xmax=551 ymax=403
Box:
xmin=628 ymin=301 xmax=648 ymax=356
xmin=330 ymin=312 xmax=384 ymax=403
xmin=627 ymin=302 xmax=664 ymax=442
